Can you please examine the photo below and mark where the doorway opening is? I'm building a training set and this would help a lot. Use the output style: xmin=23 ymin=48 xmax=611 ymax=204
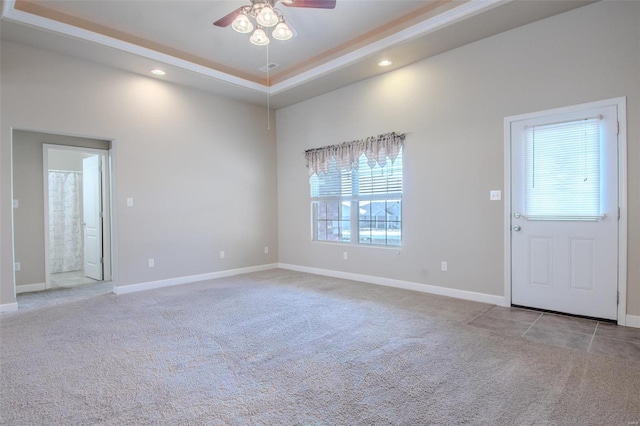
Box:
xmin=44 ymin=145 xmax=111 ymax=289
xmin=11 ymin=130 xmax=113 ymax=295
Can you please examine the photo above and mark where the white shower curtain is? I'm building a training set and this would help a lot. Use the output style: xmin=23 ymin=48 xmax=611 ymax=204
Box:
xmin=49 ymin=170 xmax=83 ymax=273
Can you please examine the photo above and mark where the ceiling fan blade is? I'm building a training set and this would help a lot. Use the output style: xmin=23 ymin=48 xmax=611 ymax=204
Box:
xmin=213 ymin=7 xmax=243 ymax=27
xmin=281 ymin=0 xmax=336 ymax=9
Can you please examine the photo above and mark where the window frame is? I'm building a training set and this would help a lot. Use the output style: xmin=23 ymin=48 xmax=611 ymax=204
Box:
xmin=309 ymin=152 xmax=403 ymax=247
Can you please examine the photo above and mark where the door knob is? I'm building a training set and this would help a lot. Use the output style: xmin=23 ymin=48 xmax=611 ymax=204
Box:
xmin=513 ymin=225 xmax=521 ymax=232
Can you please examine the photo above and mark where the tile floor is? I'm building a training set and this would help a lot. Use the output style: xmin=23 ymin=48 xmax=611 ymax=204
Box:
xmin=469 ymin=306 xmax=640 ymax=363
xmin=50 ymin=270 xmax=98 ymax=288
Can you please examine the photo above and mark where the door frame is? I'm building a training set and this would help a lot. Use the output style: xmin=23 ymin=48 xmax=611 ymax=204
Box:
xmin=503 ymin=97 xmax=627 ymax=325
xmin=43 ymin=144 xmax=112 ymax=288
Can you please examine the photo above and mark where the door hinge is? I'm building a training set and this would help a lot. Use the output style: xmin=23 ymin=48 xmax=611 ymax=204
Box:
xmin=617 ymin=291 xmax=619 ymax=305
xmin=617 ymin=121 xmax=620 ymax=135
xmin=618 ymin=207 xmax=621 ymax=220
xmin=100 ymin=257 xmax=104 ymax=264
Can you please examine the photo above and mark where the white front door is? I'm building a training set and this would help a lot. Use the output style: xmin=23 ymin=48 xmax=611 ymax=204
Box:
xmin=510 ymin=104 xmax=619 ymax=320
xmin=82 ymin=155 xmax=103 ymax=280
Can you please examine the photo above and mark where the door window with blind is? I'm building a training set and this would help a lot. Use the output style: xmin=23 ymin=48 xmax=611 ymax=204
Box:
xmin=524 ymin=117 xmax=603 ymax=220
xmin=306 ymin=133 xmax=404 ymax=246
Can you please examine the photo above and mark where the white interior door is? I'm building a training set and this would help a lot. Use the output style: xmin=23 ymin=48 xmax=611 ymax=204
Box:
xmin=511 ymin=105 xmax=618 ymax=320
xmin=83 ymin=155 xmax=103 ymax=280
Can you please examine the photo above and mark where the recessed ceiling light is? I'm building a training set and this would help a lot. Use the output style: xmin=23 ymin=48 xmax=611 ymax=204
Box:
xmin=151 ymin=69 xmax=166 ymax=76
xmin=378 ymin=60 xmax=392 ymax=67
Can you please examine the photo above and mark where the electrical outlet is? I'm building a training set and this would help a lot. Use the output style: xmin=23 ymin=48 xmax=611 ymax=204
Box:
xmin=12 ymin=199 xmax=19 ymax=209
xmin=14 ymin=262 xmax=21 ymax=271
xmin=489 ymin=190 xmax=502 ymax=201
xmin=264 ymin=246 xmax=269 ymax=254
xmin=148 ymin=258 xmax=154 ymax=268
xmin=343 ymin=252 xmax=348 ymax=260
xmin=441 ymin=261 xmax=448 ymax=271
xmin=220 ymin=251 xmax=225 ymax=259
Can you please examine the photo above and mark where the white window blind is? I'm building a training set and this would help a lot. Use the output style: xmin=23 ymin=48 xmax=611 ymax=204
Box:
xmin=357 ymin=153 xmax=403 ymax=196
xmin=310 ymin=150 xmax=403 ymax=198
xmin=524 ymin=117 xmax=602 ymax=220
xmin=310 ymin=160 xmax=352 ymax=197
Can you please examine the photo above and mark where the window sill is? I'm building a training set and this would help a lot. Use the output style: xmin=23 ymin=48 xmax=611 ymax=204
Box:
xmin=311 ymin=240 xmax=402 ymax=252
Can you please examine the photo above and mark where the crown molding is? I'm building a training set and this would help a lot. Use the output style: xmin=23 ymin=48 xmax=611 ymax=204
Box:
xmin=270 ymin=0 xmax=503 ymax=94
xmin=1 ymin=0 xmax=268 ymax=93
xmin=2 ymin=0 xmax=506 ymax=96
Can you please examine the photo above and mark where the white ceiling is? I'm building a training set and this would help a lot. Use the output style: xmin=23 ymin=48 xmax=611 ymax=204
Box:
xmin=1 ymin=0 xmax=595 ymax=109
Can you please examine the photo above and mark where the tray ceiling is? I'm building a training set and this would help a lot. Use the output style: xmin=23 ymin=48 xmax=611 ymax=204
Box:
xmin=1 ymin=0 xmax=595 ymax=108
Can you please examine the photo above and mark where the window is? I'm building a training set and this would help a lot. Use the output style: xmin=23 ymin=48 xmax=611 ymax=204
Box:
xmin=524 ymin=117 xmax=601 ymax=219
xmin=309 ymin=142 xmax=403 ymax=247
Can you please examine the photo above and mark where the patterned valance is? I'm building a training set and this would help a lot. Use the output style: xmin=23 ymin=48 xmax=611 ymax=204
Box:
xmin=305 ymin=132 xmax=405 ymax=176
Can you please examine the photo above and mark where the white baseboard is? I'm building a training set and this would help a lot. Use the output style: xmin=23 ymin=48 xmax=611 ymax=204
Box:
xmin=0 ymin=302 xmax=19 ymax=313
xmin=113 ymin=263 xmax=279 ymax=295
xmin=6 ymin=264 xmax=638 ymax=328
xmin=278 ymin=263 xmax=505 ymax=306
xmin=625 ymin=315 xmax=640 ymax=329
xmin=16 ymin=283 xmax=46 ymax=294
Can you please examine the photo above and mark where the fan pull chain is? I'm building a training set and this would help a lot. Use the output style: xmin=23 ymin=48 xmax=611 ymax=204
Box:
xmin=266 ymin=33 xmax=271 ymax=130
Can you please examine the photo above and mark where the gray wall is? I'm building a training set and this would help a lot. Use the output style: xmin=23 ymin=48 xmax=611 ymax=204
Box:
xmin=1 ymin=41 xmax=278 ymax=305
xmin=12 ymin=132 xmax=109 ymax=286
xmin=276 ymin=1 xmax=640 ymax=315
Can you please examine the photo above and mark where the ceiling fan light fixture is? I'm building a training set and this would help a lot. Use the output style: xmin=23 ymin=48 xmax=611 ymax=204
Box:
xmin=273 ymin=21 xmax=293 ymax=41
xmin=250 ymin=27 xmax=270 ymax=46
xmin=256 ymin=5 xmax=279 ymax=27
xmin=215 ymin=0 xmax=333 ymax=45
xmin=231 ymin=11 xmax=254 ymax=33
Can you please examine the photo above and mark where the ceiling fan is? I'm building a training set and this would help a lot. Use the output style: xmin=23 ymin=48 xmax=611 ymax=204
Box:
xmin=213 ymin=0 xmax=336 ymax=46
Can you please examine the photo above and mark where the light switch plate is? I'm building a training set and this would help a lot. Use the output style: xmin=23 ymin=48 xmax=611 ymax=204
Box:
xmin=490 ymin=190 xmax=502 ymax=201
xmin=127 ymin=197 xmax=134 ymax=207
xmin=13 ymin=199 xmax=18 ymax=208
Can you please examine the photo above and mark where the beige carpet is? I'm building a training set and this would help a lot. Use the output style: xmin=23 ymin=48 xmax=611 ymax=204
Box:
xmin=1 ymin=269 xmax=639 ymax=425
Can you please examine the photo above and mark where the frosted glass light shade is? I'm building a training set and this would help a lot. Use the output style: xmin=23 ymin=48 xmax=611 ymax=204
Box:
xmin=273 ymin=22 xmax=293 ymax=41
xmin=232 ymin=12 xmax=253 ymax=33
xmin=250 ymin=27 xmax=270 ymax=46
xmin=256 ymin=5 xmax=279 ymax=27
